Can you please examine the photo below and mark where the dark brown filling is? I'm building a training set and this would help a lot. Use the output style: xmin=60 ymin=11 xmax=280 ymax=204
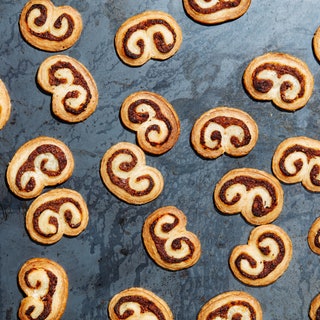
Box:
xmin=187 ymin=0 xmax=241 ymax=14
xmin=123 ymin=19 xmax=177 ymax=59
xmin=218 ymin=175 xmax=278 ymax=217
xmin=314 ymin=229 xmax=320 ymax=249
xmin=200 ymin=116 xmax=251 ymax=151
xmin=25 ymin=4 xmax=75 ymax=41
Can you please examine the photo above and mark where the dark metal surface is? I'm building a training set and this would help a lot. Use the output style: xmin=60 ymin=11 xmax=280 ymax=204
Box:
xmin=1 ymin=0 xmax=320 ymax=319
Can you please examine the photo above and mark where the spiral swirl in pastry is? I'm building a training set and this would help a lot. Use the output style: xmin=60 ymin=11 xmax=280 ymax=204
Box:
xmin=37 ymin=55 xmax=98 ymax=123
xmin=0 ymin=79 xmax=11 ymax=130
xmin=19 ymin=0 xmax=83 ymax=51
xmin=142 ymin=206 xmax=201 ymax=270
xmin=6 ymin=136 xmax=74 ymax=199
xmin=243 ymin=52 xmax=314 ymax=111
xmin=115 ymin=11 xmax=182 ymax=66
xmin=229 ymin=224 xmax=292 ymax=286
xmin=272 ymin=136 xmax=320 ymax=192
xmin=121 ymin=91 xmax=180 ymax=155
xmin=197 ymin=291 xmax=263 ymax=320
xmin=310 ymin=293 xmax=320 ymax=320
xmin=214 ymin=168 xmax=284 ymax=225
xmin=183 ymin=0 xmax=251 ymax=25
xmin=108 ymin=287 xmax=173 ymax=320
xmin=308 ymin=216 xmax=320 ymax=255
xmin=100 ymin=142 xmax=164 ymax=204
xmin=191 ymin=106 xmax=258 ymax=159
xmin=18 ymin=257 xmax=68 ymax=320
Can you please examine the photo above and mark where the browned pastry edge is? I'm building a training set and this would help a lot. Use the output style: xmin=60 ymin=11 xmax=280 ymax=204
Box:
xmin=142 ymin=206 xmax=201 ymax=270
xmin=308 ymin=216 xmax=320 ymax=255
xmin=310 ymin=293 xmax=320 ymax=320
xmin=19 ymin=0 xmax=83 ymax=52
xmin=0 ymin=79 xmax=11 ymax=129
xmin=108 ymin=287 xmax=173 ymax=320
xmin=120 ymin=91 xmax=180 ymax=155
xmin=313 ymin=25 xmax=320 ymax=62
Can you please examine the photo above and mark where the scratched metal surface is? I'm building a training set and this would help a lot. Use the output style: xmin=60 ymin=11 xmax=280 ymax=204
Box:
xmin=1 ymin=0 xmax=320 ymax=319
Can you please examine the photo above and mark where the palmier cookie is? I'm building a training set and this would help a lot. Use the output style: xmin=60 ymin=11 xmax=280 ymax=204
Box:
xmin=108 ymin=287 xmax=173 ymax=320
xmin=26 ymin=188 xmax=89 ymax=244
xmin=191 ymin=106 xmax=258 ymax=159
xmin=197 ymin=291 xmax=263 ymax=320
xmin=115 ymin=11 xmax=182 ymax=66
xmin=243 ymin=52 xmax=314 ymax=111
xmin=229 ymin=224 xmax=292 ymax=286
xmin=272 ymin=136 xmax=320 ymax=192
xmin=100 ymin=142 xmax=164 ymax=204
xmin=313 ymin=25 xmax=320 ymax=62
xmin=19 ymin=0 xmax=83 ymax=52
xmin=7 ymin=136 xmax=74 ymax=199
xmin=183 ymin=0 xmax=251 ymax=25
xmin=18 ymin=257 xmax=68 ymax=320
xmin=0 ymin=79 xmax=11 ymax=129
xmin=214 ymin=168 xmax=284 ymax=225
xmin=37 ymin=55 xmax=98 ymax=123
xmin=121 ymin=91 xmax=180 ymax=155
xmin=310 ymin=293 xmax=320 ymax=320
xmin=308 ymin=217 xmax=320 ymax=255
xmin=142 ymin=206 xmax=201 ymax=270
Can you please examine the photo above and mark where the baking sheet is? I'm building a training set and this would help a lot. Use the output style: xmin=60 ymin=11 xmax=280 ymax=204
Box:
xmin=1 ymin=0 xmax=320 ymax=319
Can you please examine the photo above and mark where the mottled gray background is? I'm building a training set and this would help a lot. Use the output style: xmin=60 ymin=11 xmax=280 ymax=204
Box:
xmin=1 ymin=0 xmax=320 ymax=319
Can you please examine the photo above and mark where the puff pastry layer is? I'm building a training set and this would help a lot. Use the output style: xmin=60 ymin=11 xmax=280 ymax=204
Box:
xmin=37 ymin=55 xmax=98 ymax=123
xmin=18 ymin=257 xmax=68 ymax=320
xmin=142 ymin=206 xmax=201 ymax=270
xmin=191 ymin=106 xmax=258 ymax=159
xmin=7 ymin=136 xmax=74 ymax=199
xmin=197 ymin=290 xmax=263 ymax=320
xmin=310 ymin=293 xmax=320 ymax=320
xmin=0 ymin=79 xmax=11 ymax=129
xmin=26 ymin=188 xmax=89 ymax=244
xmin=108 ymin=287 xmax=173 ymax=320
xmin=100 ymin=142 xmax=164 ymax=204
xmin=19 ymin=0 xmax=83 ymax=51
xmin=115 ymin=11 xmax=182 ymax=66
xmin=229 ymin=224 xmax=292 ymax=286
xmin=243 ymin=52 xmax=314 ymax=111
xmin=121 ymin=91 xmax=180 ymax=155
xmin=183 ymin=0 xmax=251 ymax=25
xmin=214 ymin=168 xmax=284 ymax=225
xmin=272 ymin=136 xmax=320 ymax=192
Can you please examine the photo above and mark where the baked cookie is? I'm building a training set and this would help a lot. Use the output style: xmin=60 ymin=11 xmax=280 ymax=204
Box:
xmin=308 ymin=217 xmax=320 ymax=255
xmin=183 ymin=0 xmax=251 ymax=25
xmin=229 ymin=224 xmax=292 ymax=286
xmin=18 ymin=257 xmax=68 ymax=320
xmin=272 ymin=136 xmax=320 ymax=192
xmin=313 ymin=26 xmax=320 ymax=62
xmin=7 ymin=136 xmax=74 ymax=199
xmin=142 ymin=206 xmax=201 ymax=270
xmin=197 ymin=291 xmax=263 ymax=320
xmin=191 ymin=106 xmax=258 ymax=159
xmin=100 ymin=142 xmax=164 ymax=204
xmin=243 ymin=52 xmax=314 ymax=111
xmin=26 ymin=188 xmax=89 ymax=244
xmin=108 ymin=287 xmax=173 ymax=320
xmin=310 ymin=293 xmax=320 ymax=320
xmin=37 ymin=55 xmax=98 ymax=123
xmin=19 ymin=0 xmax=83 ymax=51
xmin=0 ymin=79 xmax=11 ymax=129
xmin=115 ymin=11 xmax=182 ymax=66
xmin=214 ymin=168 xmax=284 ymax=225
xmin=120 ymin=91 xmax=180 ymax=155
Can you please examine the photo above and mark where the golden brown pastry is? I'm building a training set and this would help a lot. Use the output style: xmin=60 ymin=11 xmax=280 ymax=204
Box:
xmin=19 ymin=0 xmax=83 ymax=51
xmin=115 ymin=11 xmax=182 ymax=66
xmin=310 ymin=293 xmax=320 ymax=320
xmin=37 ymin=55 xmax=98 ymax=123
xmin=313 ymin=26 xmax=320 ymax=62
xmin=197 ymin=291 xmax=263 ymax=320
xmin=272 ymin=136 xmax=320 ymax=192
xmin=183 ymin=0 xmax=251 ymax=25
xmin=142 ymin=206 xmax=201 ymax=270
xmin=108 ymin=287 xmax=173 ymax=320
xmin=7 ymin=136 xmax=74 ymax=199
xmin=120 ymin=91 xmax=180 ymax=155
xmin=191 ymin=106 xmax=258 ymax=159
xmin=229 ymin=224 xmax=292 ymax=286
xmin=100 ymin=142 xmax=164 ymax=204
xmin=308 ymin=217 xmax=320 ymax=255
xmin=243 ymin=52 xmax=314 ymax=111
xmin=0 ymin=79 xmax=11 ymax=129
xmin=26 ymin=188 xmax=89 ymax=244
xmin=18 ymin=257 xmax=68 ymax=320
xmin=214 ymin=168 xmax=284 ymax=225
